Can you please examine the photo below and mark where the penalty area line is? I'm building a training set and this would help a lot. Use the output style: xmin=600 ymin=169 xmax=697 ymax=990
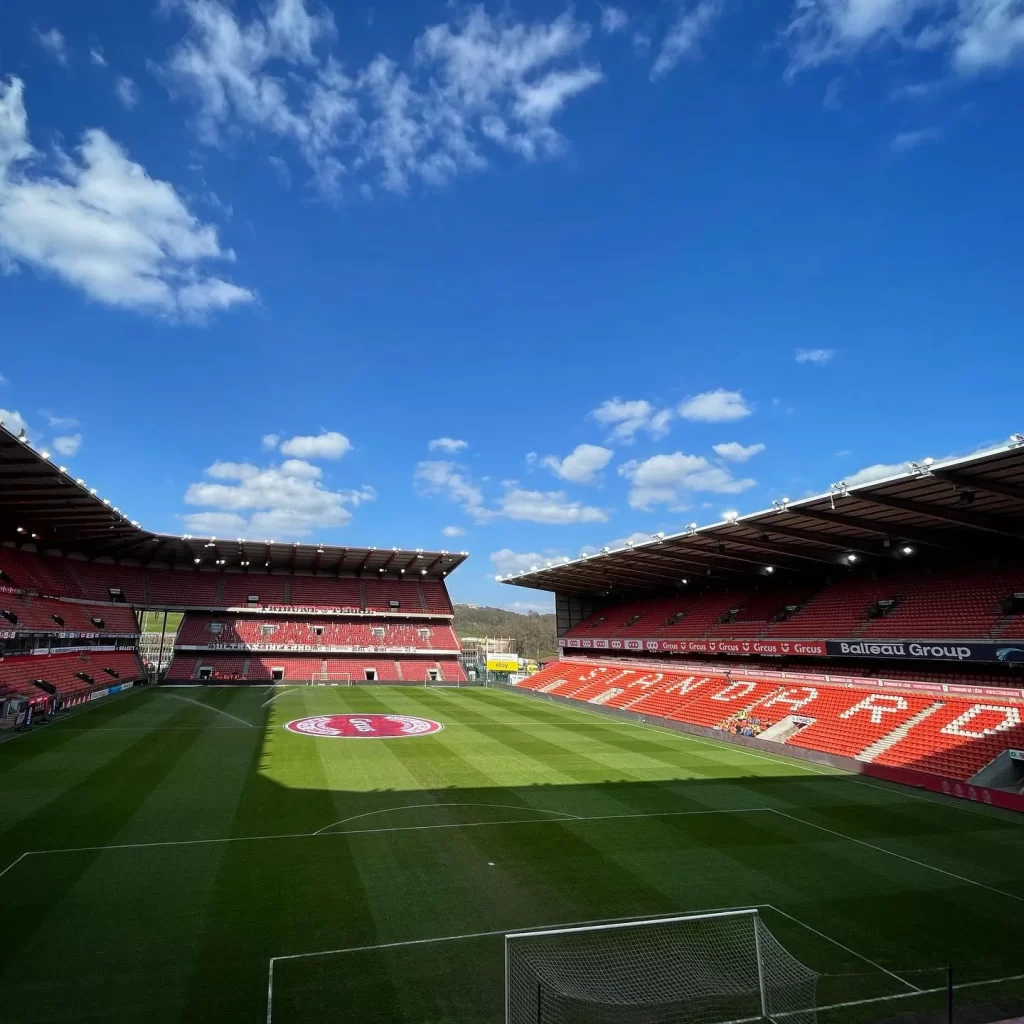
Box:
xmin=160 ymin=692 xmax=255 ymax=728
xmin=313 ymin=802 xmax=582 ymax=835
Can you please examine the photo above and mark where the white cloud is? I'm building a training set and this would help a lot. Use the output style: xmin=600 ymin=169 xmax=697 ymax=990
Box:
xmin=591 ymin=397 xmax=673 ymax=443
xmin=416 ymin=460 xmax=607 ymax=524
xmin=115 ymin=76 xmax=141 ymax=110
xmin=428 ymin=437 xmax=469 ymax=452
xmin=678 ymin=389 xmax=752 ymax=422
xmin=0 ymin=372 xmax=6 ymax=385
xmin=619 ymin=452 xmax=756 ymax=510
xmin=890 ymin=126 xmax=942 ymax=152
xmin=261 ymin=433 xmax=280 ymax=450
xmin=415 ymin=460 xmax=491 ymax=522
xmin=442 ymin=525 xmax=465 ymax=537
xmin=843 ymin=461 xmax=908 ymax=486
xmin=607 ymin=531 xmax=656 ymax=548
xmin=954 ymin=1 xmax=1024 ymax=73
xmin=183 ymin=456 xmax=375 ymax=538
xmin=0 ymin=408 xmax=30 ymax=437
xmin=43 ymin=413 xmax=79 ymax=429
xmin=278 ymin=430 xmax=351 ymax=459
xmin=160 ymin=0 xmax=603 ymax=197
xmin=713 ymin=441 xmax=765 ymax=462
xmin=504 ymin=598 xmax=555 ymax=613
xmin=539 ymin=443 xmax=613 ymax=484
xmin=795 ymin=347 xmax=835 ymax=364
xmin=600 ymin=6 xmax=629 ymax=35
xmin=490 ymin=548 xmax=569 ymax=575
xmin=651 ymin=0 xmax=725 ymax=79
xmin=52 ymin=433 xmax=82 ymax=456
xmin=90 ymin=47 xmax=108 ymax=68
xmin=498 ymin=487 xmax=609 ymax=524
xmin=0 ymin=77 xmax=254 ymax=318
xmin=784 ymin=0 xmax=1024 ymax=76
xmin=34 ymin=27 xmax=68 ymax=66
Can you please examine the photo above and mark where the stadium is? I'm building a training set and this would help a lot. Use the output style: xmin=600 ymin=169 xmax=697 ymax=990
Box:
xmin=2 ymin=419 xmax=1024 ymax=1024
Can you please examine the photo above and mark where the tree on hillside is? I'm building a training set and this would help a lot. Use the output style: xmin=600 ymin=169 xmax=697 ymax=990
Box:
xmin=452 ymin=605 xmax=557 ymax=660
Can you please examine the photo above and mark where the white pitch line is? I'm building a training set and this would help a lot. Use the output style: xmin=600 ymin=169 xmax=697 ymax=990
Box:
xmin=313 ymin=802 xmax=581 ymax=835
xmin=161 ymin=692 xmax=254 ymax=728
xmin=262 ymin=901 xmax=948 ymax=1024
xmin=11 ymin=807 xmax=770 ymax=866
xmin=777 ymin=971 xmax=1024 ymax=1017
xmin=769 ymin=808 xmax=1024 ymax=905
xmin=768 ymin=904 xmax=919 ymax=992
xmin=261 ymin=689 xmax=301 ymax=708
xmin=0 ymin=852 xmax=29 ymax=880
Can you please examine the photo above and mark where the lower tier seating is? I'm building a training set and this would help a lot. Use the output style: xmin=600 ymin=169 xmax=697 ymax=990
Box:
xmin=165 ymin=655 xmax=466 ymax=683
xmin=517 ymin=659 xmax=1024 ymax=781
xmin=0 ymin=650 xmax=144 ymax=703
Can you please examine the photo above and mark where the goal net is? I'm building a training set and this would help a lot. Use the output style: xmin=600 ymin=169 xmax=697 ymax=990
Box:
xmin=309 ymin=673 xmax=351 ymax=685
xmin=505 ymin=909 xmax=818 ymax=1024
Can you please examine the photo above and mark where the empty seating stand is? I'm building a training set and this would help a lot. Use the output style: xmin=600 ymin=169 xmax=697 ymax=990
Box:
xmin=166 ymin=656 xmax=466 ymax=683
xmin=0 ymin=651 xmax=143 ymax=703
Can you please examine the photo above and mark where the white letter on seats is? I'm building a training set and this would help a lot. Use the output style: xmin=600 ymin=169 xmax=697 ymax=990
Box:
xmin=762 ymin=686 xmax=818 ymax=711
xmin=942 ymin=704 xmax=1021 ymax=739
xmin=839 ymin=693 xmax=909 ymax=725
xmin=712 ymin=681 xmax=757 ymax=702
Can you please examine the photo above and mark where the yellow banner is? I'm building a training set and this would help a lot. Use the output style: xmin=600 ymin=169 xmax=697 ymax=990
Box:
xmin=486 ymin=656 xmax=519 ymax=672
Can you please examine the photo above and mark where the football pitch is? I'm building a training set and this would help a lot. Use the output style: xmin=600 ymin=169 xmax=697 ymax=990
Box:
xmin=1 ymin=685 xmax=1023 ymax=1024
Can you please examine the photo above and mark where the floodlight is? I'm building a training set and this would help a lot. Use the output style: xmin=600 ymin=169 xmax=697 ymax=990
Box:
xmin=845 ymin=553 xmax=859 ymax=564
xmin=764 ymin=565 xmax=775 ymax=574
xmin=16 ymin=526 xmax=24 ymax=533
xmin=495 ymin=575 xmax=503 ymax=581
xmin=41 ymin=450 xmax=50 ymax=460
xmin=901 ymin=545 xmax=915 ymax=556
xmin=1010 ymin=433 xmax=1024 ymax=447
xmin=58 ymin=466 xmax=67 ymax=473
xmin=193 ymin=558 xmax=201 ymax=564
xmin=76 ymin=479 xmax=85 ymax=485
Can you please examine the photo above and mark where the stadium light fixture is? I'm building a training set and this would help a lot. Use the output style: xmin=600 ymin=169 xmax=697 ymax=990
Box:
xmin=687 ymin=523 xmax=698 ymax=535
xmin=1010 ymin=433 xmax=1024 ymax=447
xmin=601 ymin=546 xmax=610 ymax=554
xmin=31 ymin=533 xmax=39 ymax=539
xmin=763 ymin=565 xmax=775 ymax=574
xmin=16 ymin=526 xmax=24 ymax=533
xmin=420 ymin=569 xmax=427 ymax=575
xmin=193 ymin=558 xmax=201 ymax=564
xmin=58 ymin=466 xmax=67 ymax=473
xmin=40 ymin=450 xmax=50 ymax=460
xmin=900 ymin=544 xmax=915 ymax=556
xmin=772 ymin=497 xmax=790 ymax=513
xmin=654 ymin=532 xmax=665 ymax=541
xmin=102 ymin=499 xmax=111 ymax=506
xmin=90 ymin=488 xmax=98 ymax=495
xmin=75 ymin=478 xmax=85 ymax=485
xmin=724 ymin=511 xmax=738 ymax=523
xmin=494 ymin=575 xmax=503 ymax=581
xmin=18 ymin=434 xmax=28 ymax=443
xmin=131 ymin=521 xmax=140 ymax=527
xmin=680 ymin=578 xmax=688 ymax=585
xmin=845 ymin=553 xmax=859 ymax=564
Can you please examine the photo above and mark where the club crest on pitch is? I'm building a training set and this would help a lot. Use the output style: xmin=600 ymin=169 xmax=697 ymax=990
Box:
xmin=283 ymin=714 xmax=444 ymax=738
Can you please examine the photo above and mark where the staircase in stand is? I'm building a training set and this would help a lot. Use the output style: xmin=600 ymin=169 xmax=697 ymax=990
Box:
xmin=855 ymin=702 xmax=945 ymax=762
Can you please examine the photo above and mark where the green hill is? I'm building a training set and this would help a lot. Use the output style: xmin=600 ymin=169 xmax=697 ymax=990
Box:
xmin=453 ymin=604 xmax=557 ymax=660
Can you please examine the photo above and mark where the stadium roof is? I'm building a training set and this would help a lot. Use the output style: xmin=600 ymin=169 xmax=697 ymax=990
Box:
xmin=0 ymin=423 xmax=467 ymax=577
xmin=502 ymin=436 xmax=1024 ymax=597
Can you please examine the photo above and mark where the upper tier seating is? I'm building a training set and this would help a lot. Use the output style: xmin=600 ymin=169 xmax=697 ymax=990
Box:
xmin=175 ymin=614 xmax=459 ymax=650
xmin=0 ymin=547 xmax=454 ymax=615
xmin=0 ymin=650 xmax=144 ymax=702
xmin=565 ymin=564 xmax=1024 ymax=643
xmin=0 ymin=593 xmax=137 ymax=634
xmin=517 ymin=659 xmax=1024 ymax=781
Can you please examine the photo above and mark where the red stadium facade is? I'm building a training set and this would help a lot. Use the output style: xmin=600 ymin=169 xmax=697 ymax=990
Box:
xmin=503 ymin=439 xmax=1024 ymax=807
xmin=0 ymin=424 xmax=467 ymax=722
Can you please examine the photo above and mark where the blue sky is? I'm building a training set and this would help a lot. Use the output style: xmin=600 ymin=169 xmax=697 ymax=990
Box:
xmin=1 ymin=0 xmax=1023 ymax=611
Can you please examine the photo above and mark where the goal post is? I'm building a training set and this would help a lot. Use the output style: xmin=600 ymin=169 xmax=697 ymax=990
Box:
xmin=309 ymin=673 xmax=351 ymax=686
xmin=505 ymin=909 xmax=818 ymax=1024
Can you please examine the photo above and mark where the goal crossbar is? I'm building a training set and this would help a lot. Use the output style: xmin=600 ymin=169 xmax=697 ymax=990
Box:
xmin=506 ymin=909 xmax=759 ymax=942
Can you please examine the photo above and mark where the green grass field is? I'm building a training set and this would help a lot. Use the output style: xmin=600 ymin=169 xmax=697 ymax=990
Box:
xmin=1 ymin=684 xmax=1023 ymax=1024
xmin=140 ymin=610 xmax=184 ymax=633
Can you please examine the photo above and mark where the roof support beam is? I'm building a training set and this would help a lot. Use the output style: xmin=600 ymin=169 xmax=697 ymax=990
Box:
xmin=723 ymin=532 xmax=854 ymax=567
xmin=847 ymin=491 xmax=1024 ymax=539
xmin=786 ymin=507 xmax=969 ymax=551
xmin=756 ymin=521 xmax=890 ymax=558
xmin=931 ymin=468 xmax=1024 ymax=505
